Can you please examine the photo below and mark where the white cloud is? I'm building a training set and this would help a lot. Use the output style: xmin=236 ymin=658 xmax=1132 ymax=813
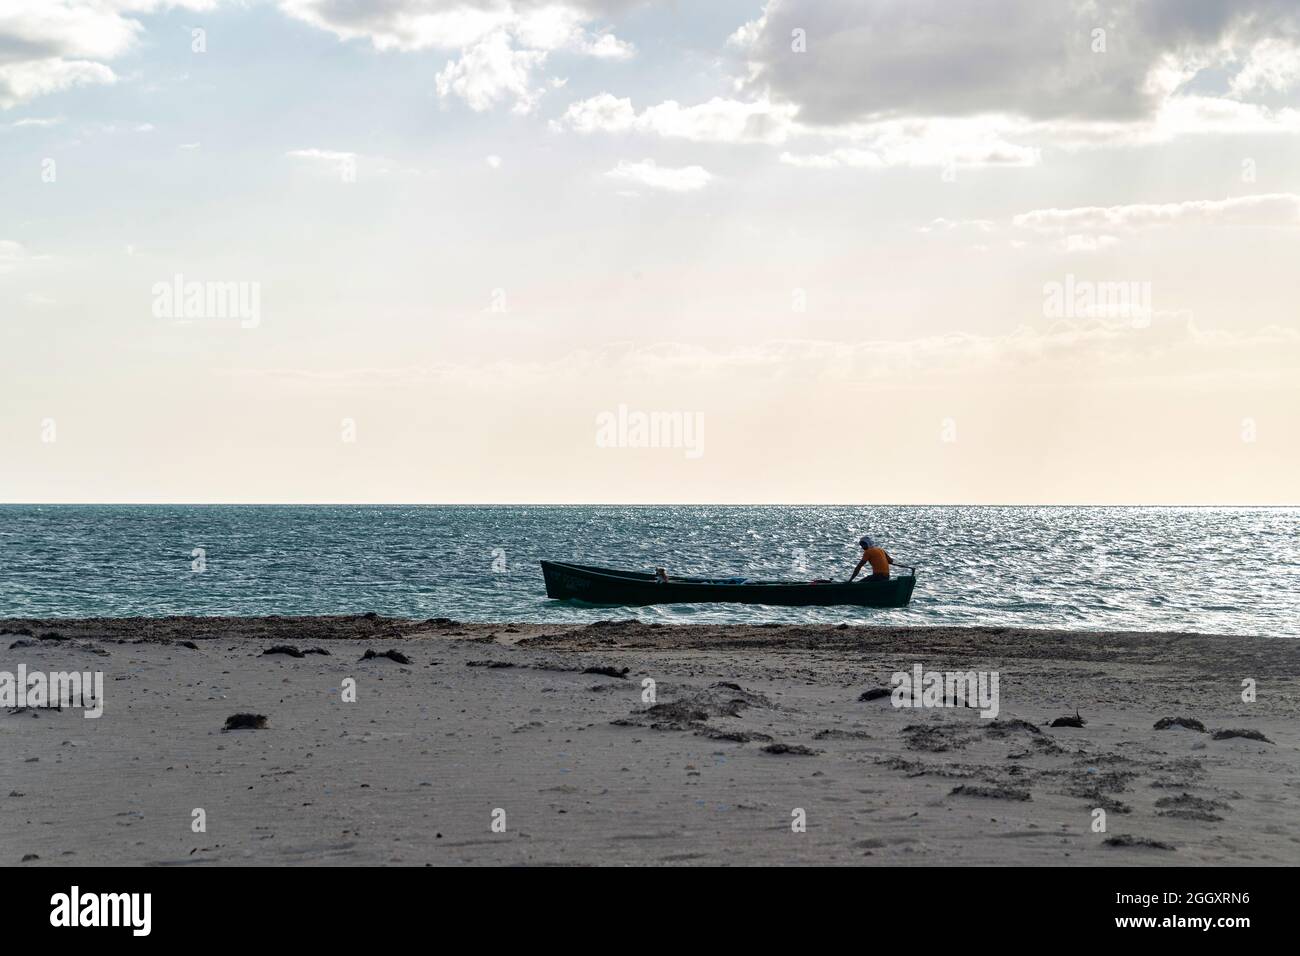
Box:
xmin=0 ymin=59 xmax=116 ymax=110
xmin=1230 ymin=38 xmax=1300 ymax=96
xmin=557 ymin=93 xmax=797 ymax=143
xmin=605 ymin=158 xmax=712 ymax=192
xmin=583 ymin=32 xmax=634 ymax=60
xmin=7 ymin=116 xmax=64 ymax=129
xmin=923 ymin=193 xmax=1300 ymax=253
xmin=558 ymin=94 xmax=1043 ymax=170
xmin=1058 ymin=234 xmax=1121 ymax=253
xmin=778 ymin=148 xmax=881 ymax=169
xmin=1012 ymin=194 xmax=1300 ymax=234
xmin=0 ymin=1 xmax=212 ymax=109
xmin=225 ymin=320 xmax=1300 ymax=391
xmin=435 ymin=31 xmax=547 ymax=113
xmin=0 ymin=239 xmax=33 ymax=273
xmin=287 ymin=148 xmax=357 ymax=163
xmin=279 ymin=1 xmax=635 ymax=113
xmin=782 ymin=116 xmax=1042 ymax=169
xmin=554 ymin=92 xmax=636 ymax=132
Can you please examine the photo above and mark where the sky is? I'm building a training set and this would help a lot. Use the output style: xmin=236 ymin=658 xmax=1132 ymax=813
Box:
xmin=1 ymin=0 xmax=1298 ymax=504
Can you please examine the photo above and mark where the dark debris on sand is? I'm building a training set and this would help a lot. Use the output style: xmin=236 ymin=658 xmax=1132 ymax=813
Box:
xmin=582 ymin=665 xmax=630 ymax=679
xmin=983 ymin=719 xmax=1043 ymax=737
xmin=858 ymin=687 xmax=891 ymax=702
xmin=950 ymin=784 xmax=1031 ymax=801
xmin=1154 ymin=716 xmax=1206 ymax=732
xmin=761 ymin=742 xmax=820 ymax=756
xmin=262 ymin=645 xmax=305 ymax=658
xmin=613 ymin=683 xmax=775 ymax=739
xmin=701 ymin=727 xmax=773 ymax=743
xmin=902 ymin=723 xmax=972 ymax=753
xmin=1210 ymin=728 xmax=1273 ymax=743
xmin=813 ymin=728 xmax=873 ymax=741
xmin=1077 ymin=790 xmax=1132 ymax=814
xmin=360 ymin=649 xmax=412 ymax=664
xmin=1104 ymin=834 xmax=1175 ymax=850
xmin=1154 ymin=792 xmax=1229 ymax=822
xmin=1049 ymin=709 xmax=1086 ymax=728
xmin=223 ymin=713 xmax=267 ymax=731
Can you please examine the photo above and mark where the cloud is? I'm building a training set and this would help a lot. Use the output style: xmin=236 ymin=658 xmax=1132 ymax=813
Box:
xmin=279 ymin=1 xmax=636 ymax=113
xmin=781 ymin=116 xmax=1042 ymax=169
xmin=0 ymin=239 xmax=34 ymax=273
xmin=731 ymin=0 xmax=1300 ymax=125
xmin=286 ymin=148 xmax=358 ymax=176
xmin=556 ymin=93 xmax=798 ymax=142
xmin=578 ymin=0 xmax=1288 ymax=168
xmin=435 ymin=31 xmax=548 ymax=113
xmin=1011 ymin=194 xmax=1300 ymax=234
xmin=604 ymin=158 xmax=711 ymax=192
xmin=0 ymin=58 xmax=117 ymax=111
xmin=1058 ymin=234 xmax=1121 ymax=253
xmin=582 ymin=31 xmax=634 ymax=60
xmin=0 ymin=1 xmax=211 ymax=109
xmin=557 ymin=93 xmax=1043 ymax=169
xmin=6 ymin=116 xmax=63 ymax=129
xmin=224 ymin=319 xmax=1300 ymax=393
xmin=1229 ymin=37 xmax=1300 ymax=96
xmin=922 ymin=193 xmax=1300 ymax=252
xmin=287 ymin=148 xmax=354 ymax=161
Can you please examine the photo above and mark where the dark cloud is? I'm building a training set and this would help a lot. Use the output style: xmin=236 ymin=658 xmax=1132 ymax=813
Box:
xmin=735 ymin=0 xmax=1300 ymax=124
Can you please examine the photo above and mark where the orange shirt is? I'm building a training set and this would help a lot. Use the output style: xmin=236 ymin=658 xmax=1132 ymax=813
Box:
xmin=864 ymin=546 xmax=890 ymax=577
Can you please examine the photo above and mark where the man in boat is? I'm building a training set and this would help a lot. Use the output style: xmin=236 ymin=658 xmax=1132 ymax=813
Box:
xmin=848 ymin=535 xmax=892 ymax=582
xmin=654 ymin=567 xmax=670 ymax=583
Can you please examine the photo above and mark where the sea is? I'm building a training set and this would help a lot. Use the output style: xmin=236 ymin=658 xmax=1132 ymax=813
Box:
xmin=0 ymin=505 xmax=1296 ymax=637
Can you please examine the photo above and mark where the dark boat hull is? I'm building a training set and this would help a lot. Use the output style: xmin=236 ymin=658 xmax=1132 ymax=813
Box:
xmin=541 ymin=561 xmax=915 ymax=608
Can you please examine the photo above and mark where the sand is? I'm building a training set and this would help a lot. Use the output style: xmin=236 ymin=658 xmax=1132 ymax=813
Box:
xmin=3 ymin=616 xmax=1298 ymax=866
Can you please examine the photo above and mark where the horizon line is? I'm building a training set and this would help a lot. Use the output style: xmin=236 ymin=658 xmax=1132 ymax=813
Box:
xmin=1 ymin=502 xmax=1296 ymax=508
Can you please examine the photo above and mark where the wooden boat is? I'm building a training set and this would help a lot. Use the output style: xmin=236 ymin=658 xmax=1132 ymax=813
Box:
xmin=541 ymin=560 xmax=916 ymax=608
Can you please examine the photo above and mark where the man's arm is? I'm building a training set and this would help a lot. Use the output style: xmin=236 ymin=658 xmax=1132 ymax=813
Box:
xmin=848 ymin=555 xmax=868 ymax=582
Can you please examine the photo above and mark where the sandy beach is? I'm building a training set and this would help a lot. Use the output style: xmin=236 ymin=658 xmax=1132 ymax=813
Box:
xmin=3 ymin=616 xmax=1298 ymax=866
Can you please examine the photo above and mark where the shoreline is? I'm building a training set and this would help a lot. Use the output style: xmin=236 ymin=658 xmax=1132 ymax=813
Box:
xmin=2 ymin=613 xmax=1294 ymax=641
xmin=4 ymin=618 xmax=1298 ymax=865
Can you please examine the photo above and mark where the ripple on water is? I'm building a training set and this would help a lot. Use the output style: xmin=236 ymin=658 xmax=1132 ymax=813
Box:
xmin=0 ymin=504 xmax=1295 ymax=637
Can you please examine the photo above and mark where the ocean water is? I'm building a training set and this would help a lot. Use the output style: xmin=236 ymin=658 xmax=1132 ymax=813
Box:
xmin=0 ymin=505 xmax=1296 ymax=637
